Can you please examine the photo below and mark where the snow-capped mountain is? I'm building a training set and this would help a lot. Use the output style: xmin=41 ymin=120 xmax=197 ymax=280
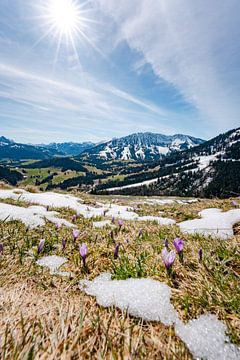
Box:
xmin=0 ymin=136 xmax=13 ymax=146
xmin=39 ymin=142 xmax=95 ymax=156
xmin=94 ymin=127 xmax=240 ymax=198
xmin=81 ymin=132 xmax=205 ymax=162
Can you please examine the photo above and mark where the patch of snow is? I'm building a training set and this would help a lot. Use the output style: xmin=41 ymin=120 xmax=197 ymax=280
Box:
xmin=105 ymin=178 xmax=158 ymax=192
xmin=194 ymin=154 xmax=218 ymax=170
xmin=175 ymin=314 xmax=240 ymax=360
xmin=135 ymin=147 xmax=145 ymax=159
xmin=93 ymin=220 xmax=112 ymax=228
xmin=121 ymin=146 xmax=131 ymax=160
xmin=179 ymin=208 xmax=240 ymax=239
xmin=156 ymin=146 xmax=169 ymax=155
xmin=99 ymin=145 xmax=117 ymax=159
xmin=0 ymin=202 xmax=74 ymax=228
xmin=37 ymin=255 xmax=70 ymax=276
xmin=80 ymin=273 xmax=240 ymax=360
xmin=80 ymin=273 xmax=178 ymax=325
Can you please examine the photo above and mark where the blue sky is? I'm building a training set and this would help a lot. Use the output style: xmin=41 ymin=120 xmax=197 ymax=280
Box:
xmin=0 ymin=0 xmax=239 ymax=144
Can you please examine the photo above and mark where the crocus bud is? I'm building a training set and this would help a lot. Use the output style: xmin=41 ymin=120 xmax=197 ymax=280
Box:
xmin=0 ymin=243 xmax=3 ymax=254
xmin=111 ymin=217 xmax=115 ymax=224
xmin=79 ymin=243 xmax=88 ymax=267
xmin=118 ymin=219 xmax=124 ymax=228
xmin=161 ymin=247 xmax=176 ymax=273
xmin=72 ymin=215 xmax=77 ymax=223
xmin=110 ymin=230 xmax=114 ymax=241
xmin=114 ymin=243 xmax=120 ymax=259
xmin=62 ymin=238 xmax=66 ymax=250
xmin=72 ymin=229 xmax=80 ymax=241
xmin=198 ymin=248 xmax=203 ymax=262
xmin=37 ymin=239 xmax=45 ymax=254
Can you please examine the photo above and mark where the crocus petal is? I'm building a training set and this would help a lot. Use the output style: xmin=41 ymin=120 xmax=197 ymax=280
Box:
xmin=37 ymin=239 xmax=45 ymax=254
xmin=73 ymin=229 xmax=80 ymax=240
xmin=173 ymin=238 xmax=184 ymax=253
xmin=79 ymin=243 xmax=88 ymax=258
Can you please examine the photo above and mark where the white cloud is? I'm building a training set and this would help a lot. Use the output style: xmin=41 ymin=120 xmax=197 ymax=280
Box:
xmin=96 ymin=0 xmax=240 ymax=130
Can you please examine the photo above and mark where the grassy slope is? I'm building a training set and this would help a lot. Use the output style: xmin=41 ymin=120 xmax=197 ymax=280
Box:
xmin=0 ymin=191 xmax=239 ymax=359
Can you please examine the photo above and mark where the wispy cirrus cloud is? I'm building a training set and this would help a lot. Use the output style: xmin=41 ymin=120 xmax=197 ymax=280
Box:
xmin=0 ymin=61 xmax=178 ymax=142
xmin=96 ymin=0 xmax=240 ymax=131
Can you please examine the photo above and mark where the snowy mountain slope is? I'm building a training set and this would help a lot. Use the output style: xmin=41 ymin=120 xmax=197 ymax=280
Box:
xmin=94 ymin=127 xmax=240 ymax=198
xmin=80 ymin=132 xmax=205 ymax=162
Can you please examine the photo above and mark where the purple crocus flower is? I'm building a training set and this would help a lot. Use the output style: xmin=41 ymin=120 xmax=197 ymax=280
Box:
xmin=79 ymin=243 xmax=88 ymax=267
xmin=231 ymin=200 xmax=238 ymax=207
xmin=173 ymin=238 xmax=184 ymax=263
xmin=0 ymin=243 xmax=3 ymax=254
xmin=118 ymin=219 xmax=124 ymax=228
xmin=173 ymin=238 xmax=184 ymax=253
xmin=37 ymin=239 xmax=45 ymax=254
xmin=72 ymin=229 xmax=80 ymax=241
xmin=198 ymin=248 xmax=203 ymax=262
xmin=161 ymin=248 xmax=176 ymax=271
xmin=114 ymin=243 xmax=120 ymax=259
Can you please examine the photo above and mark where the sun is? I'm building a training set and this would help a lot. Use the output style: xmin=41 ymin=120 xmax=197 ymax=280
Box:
xmin=46 ymin=0 xmax=82 ymax=37
xmin=33 ymin=0 xmax=104 ymax=65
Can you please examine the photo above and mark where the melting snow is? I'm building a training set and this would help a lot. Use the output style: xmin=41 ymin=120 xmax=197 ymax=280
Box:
xmin=179 ymin=208 xmax=240 ymax=239
xmin=80 ymin=273 xmax=240 ymax=360
xmin=37 ymin=255 xmax=70 ymax=276
xmin=175 ymin=315 xmax=240 ymax=360
xmin=93 ymin=220 xmax=112 ymax=228
xmin=0 ymin=202 xmax=74 ymax=228
xmin=0 ymin=189 xmax=175 ymax=225
xmin=80 ymin=273 xmax=178 ymax=325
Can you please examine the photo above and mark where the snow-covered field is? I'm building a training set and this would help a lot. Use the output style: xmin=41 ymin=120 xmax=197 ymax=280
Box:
xmin=0 ymin=189 xmax=239 ymax=239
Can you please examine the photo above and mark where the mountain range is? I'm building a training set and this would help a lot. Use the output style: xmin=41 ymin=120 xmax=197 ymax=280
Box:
xmin=95 ymin=127 xmax=240 ymax=198
xmin=0 ymin=128 xmax=239 ymax=198
xmin=0 ymin=132 xmax=204 ymax=161
xmin=80 ymin=132 xmax=204 ymax=162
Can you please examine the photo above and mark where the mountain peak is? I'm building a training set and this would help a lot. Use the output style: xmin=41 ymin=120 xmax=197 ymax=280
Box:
xmin=81 ymin=132 xmax=205 ymax=162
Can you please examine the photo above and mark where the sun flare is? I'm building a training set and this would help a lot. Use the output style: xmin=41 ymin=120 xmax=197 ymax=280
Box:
xmin=47 ymin=0 xmax=81 ymax=36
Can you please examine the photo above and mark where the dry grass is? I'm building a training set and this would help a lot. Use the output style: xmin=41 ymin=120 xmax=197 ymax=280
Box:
xmin=0 ymin=193 xmax=240 ymax=359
